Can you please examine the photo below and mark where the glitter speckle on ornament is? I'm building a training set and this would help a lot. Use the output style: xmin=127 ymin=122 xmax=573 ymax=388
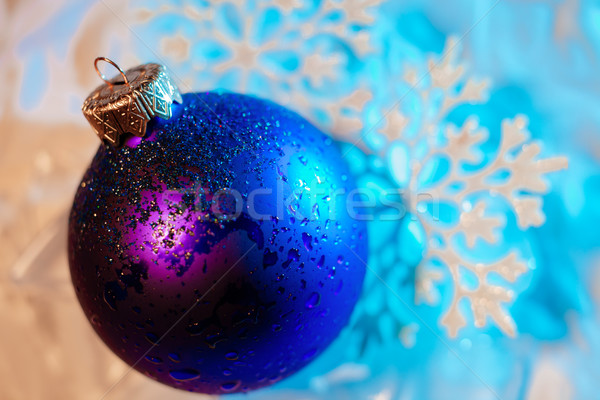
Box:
xmin=68 ymin=61 xmax=368 ymax=394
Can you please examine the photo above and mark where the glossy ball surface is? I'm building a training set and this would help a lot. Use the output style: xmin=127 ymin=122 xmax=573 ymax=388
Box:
xmin=68 ymin=92 xmax=367 ymax=394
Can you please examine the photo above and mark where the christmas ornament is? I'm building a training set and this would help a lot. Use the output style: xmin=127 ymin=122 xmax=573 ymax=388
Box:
xmin=69 ymin=58 xmax=367 ymax=394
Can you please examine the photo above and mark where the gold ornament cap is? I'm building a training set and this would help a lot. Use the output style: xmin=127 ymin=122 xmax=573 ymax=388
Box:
xmin=82 ymin=57 xmax=182 ymax=145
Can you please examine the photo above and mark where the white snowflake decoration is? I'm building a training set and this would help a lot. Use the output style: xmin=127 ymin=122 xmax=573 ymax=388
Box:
xmin=133 ymin=0 xmax=380 ymax=132
xmin=370 ymin=38 xmax=568 ymax=337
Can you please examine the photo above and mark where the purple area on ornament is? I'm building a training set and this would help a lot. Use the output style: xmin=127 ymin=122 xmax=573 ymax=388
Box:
xmin=68 ymin=92 xmax=368 ymax=394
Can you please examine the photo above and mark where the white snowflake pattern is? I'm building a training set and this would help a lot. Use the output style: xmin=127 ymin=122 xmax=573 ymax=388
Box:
xmin=134 ymin=0 xmax=380 ymax=133
xmin=369 ymin=38 xmax=568 ymax=337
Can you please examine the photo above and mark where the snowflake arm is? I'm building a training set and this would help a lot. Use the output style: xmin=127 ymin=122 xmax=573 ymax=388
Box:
xmin=435 ymin=249 xmax=529 ymax=337
xmin=430 ymin=116 xmax=568 ymax=229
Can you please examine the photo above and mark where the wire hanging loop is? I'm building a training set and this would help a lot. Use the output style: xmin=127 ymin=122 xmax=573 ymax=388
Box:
xmin=94 ymin=57 xmax=130 ymax=88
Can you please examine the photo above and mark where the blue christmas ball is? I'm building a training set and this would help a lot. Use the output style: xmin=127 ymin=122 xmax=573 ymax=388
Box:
xmin=69 ymin=91 xmax=367 ymax=394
